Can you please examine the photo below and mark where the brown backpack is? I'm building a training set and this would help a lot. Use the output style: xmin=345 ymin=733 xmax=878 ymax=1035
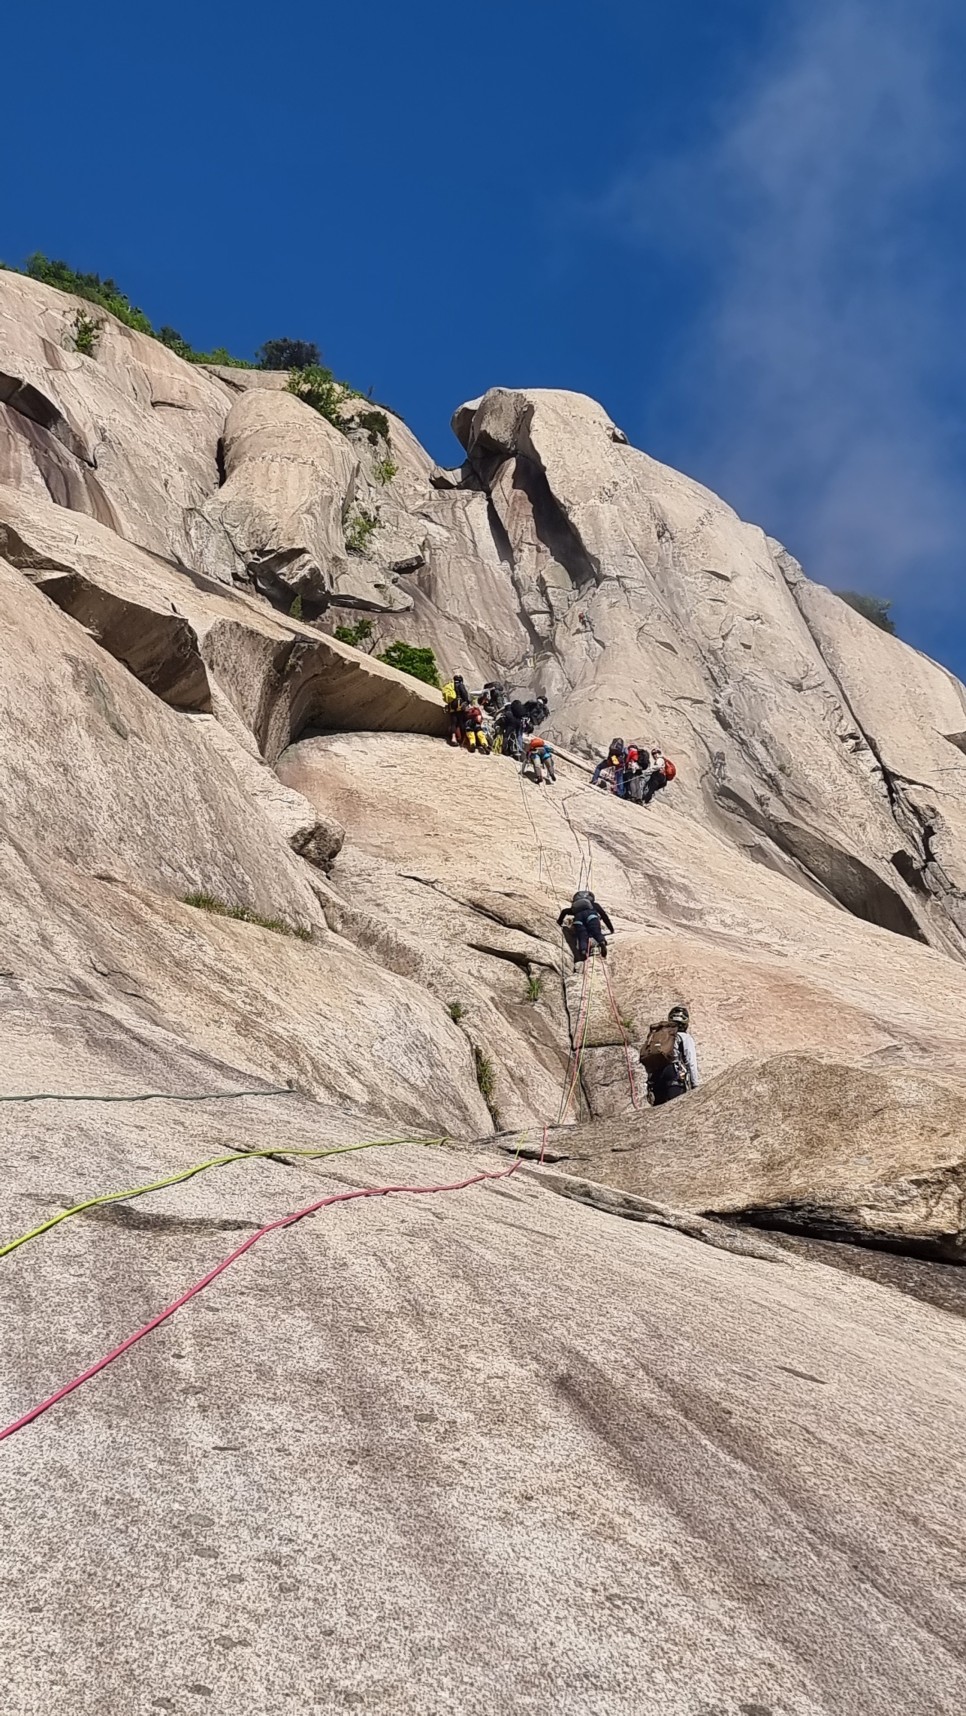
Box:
xmin=640 ymin=1021 xmax=679 ymax=1075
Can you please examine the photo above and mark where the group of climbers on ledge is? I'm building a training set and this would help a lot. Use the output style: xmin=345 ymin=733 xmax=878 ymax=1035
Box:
xmin=591 ymin=738 xmax=675 ymax=805
xmin=442 ymin=674 xmax=676 ymax=808
xmin=441 ymin=676 xmax=550 ymax=759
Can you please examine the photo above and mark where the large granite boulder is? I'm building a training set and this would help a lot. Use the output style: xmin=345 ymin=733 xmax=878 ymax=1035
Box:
xmin=188 ymin=385 xmax=358 ymax=603
xmin=545 ymin=1053 xmax=966 ymax=1259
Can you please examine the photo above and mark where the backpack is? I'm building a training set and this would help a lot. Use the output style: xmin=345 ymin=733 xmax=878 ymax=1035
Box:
xmin=571 ymin=890 xmax=595 ymax=917
xmin=641 ymin=1021 xmax=679 ymax=1076
xmin=441 ymin=680 xmax=456 ymax=707
xmin=528 ymin=735 xmax=546 ymax=753
xmin=663 ymin=758 xmax=677 ymax=781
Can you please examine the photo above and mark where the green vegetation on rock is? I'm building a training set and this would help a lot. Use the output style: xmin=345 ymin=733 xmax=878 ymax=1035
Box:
xmin=356 ymin=408 xmax=391 ymax=446
xmin=376 ymin=641 xmax=440 ymax=687
xmin=257 ymin=337 xmax=322 ymax=371
xmin=0 ymin=253 xmax=254 ymax=366
xmin=334 ymin=619 xmax=375 ymax=650
xmin=835 ymin=591 xmax=898 ymax=636
xmin=287 ymin=364 xmax=355 ymax=431
xmin=344 ymin=508 xmax=382 ymax=555
xmin=182 ymin=892 xmax=313 ymax=940
xmin=71 ymin=308 xmax=103 ymax=357
xmin=473 ymin=1046 xmax=501 ymax=1126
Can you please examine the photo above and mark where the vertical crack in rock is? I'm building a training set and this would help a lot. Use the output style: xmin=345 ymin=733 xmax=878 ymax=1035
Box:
xmin=774 ymin=546 xmax=966 ymax=955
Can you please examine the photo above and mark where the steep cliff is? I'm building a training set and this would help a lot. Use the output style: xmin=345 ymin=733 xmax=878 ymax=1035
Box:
xmin=3 ymin=268 xmax=966 ymax=1715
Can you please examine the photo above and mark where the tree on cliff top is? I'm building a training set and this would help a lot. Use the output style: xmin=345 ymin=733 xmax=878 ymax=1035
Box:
xmin=835 ymin=591 xmax=897 ymax=636
xmin=257 ymin=337 xmax=322 ymax=371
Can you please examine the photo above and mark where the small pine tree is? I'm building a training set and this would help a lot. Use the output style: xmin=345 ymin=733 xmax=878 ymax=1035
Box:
xmin=257 ymin=337 xmax=322 ymax=371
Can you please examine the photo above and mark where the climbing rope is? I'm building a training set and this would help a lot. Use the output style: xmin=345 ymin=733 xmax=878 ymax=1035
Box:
xmin=0 ymin=753 xmax=623 ymax=1443
xmin=556 ymin=786 xmax=595 ymax=895
xmin=0 ymin=1136 xmax=449 ymax=1263
xmin=557 ymin=952 xmax=596 ymax=1123
xmin=515 ymin=761 xmax=568 ymax=906
xmin=600 ymin=952 xmax=643 ymax=1111
xmin=0 ymin=1149 xmax=534 ymax=1447
xmin=0 ymin=1085 xmax=298 ymax=1106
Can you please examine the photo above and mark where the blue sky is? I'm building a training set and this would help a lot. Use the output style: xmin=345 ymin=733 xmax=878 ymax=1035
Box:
xmin=5 ymin=0 xmax=966 ymax=669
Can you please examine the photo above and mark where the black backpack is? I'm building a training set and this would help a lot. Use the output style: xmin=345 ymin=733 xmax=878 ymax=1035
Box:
xmin=571 ymin=890 xmax=596 ymax=918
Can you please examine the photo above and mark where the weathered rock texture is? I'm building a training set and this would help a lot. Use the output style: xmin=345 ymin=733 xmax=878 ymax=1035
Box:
xmin=4 ymin=268 xmax=966 ymax=1713
xmin=189 ymin=386 xmax=358 ymax=604
xmin=522 ymin=1054 xmax=966 ymax=1260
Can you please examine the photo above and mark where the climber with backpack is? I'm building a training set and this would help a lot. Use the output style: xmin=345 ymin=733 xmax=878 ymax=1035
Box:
xmin=557 ymin=890 xmax=614 ymax=965
xmin=624 ymin=746 xmax=650 ymax=804
xmin=479 ymin=682 xmax=505 ymax=716
xmin=442 ymin=673 xmax=472 ymax=747
xmin=496 ymin=699 xmax=526 ymax=760
xmin=462 ymin=702 xmax=491 ymax=753
xmin=641 ymin=745 xmax=676 ymax=804
xmin=591 ymin=739 xmax=626 ymax=789
xmin=523 ymin=735 xmax=556 ymax=784
xmin=639 ymin=1005 xmax=700 ymax=1104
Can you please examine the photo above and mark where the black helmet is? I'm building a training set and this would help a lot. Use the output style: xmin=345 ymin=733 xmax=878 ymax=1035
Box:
xmin=669 ymin=1005 xmax=690 ymax=1027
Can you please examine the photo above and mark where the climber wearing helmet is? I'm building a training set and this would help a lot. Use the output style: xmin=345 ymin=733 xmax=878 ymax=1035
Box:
xmin=639 ymin=1005 xmax=700 ymax=1104
xmin=591 ymin=739 xmax=626 ymax=789
xmin=462 ymin=701 xmax=490 ymax=754
xmin=479 ymin=682 xmax=505 ymax=715
xmin=557 ymin=890 xmax=614 ymax=966
xmin=496 ymin=699 xmax=526 ymax=760
xmin=442 ymin=672 xmax=472 ymax=747
xmin=523 ymin=735 xmax=556 ymax=785
xmin=641 ymin=745 xmax=677 ymax=804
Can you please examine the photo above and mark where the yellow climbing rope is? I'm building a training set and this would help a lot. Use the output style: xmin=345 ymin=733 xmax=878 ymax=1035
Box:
xmin=0 ymin=1135 xmax=449 ymax=1262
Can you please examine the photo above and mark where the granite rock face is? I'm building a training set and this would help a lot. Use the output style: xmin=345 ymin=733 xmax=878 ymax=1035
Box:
xmin=5 ymin=267 xmax=966 ymax=1713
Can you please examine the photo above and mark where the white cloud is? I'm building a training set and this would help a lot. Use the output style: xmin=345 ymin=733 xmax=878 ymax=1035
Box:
xmin=606 ymin=0 xmax=966 ymax=602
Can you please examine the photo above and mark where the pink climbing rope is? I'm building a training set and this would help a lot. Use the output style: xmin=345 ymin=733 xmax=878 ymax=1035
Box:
xmin=0 ymin=1157 xmax=530 ymax=1445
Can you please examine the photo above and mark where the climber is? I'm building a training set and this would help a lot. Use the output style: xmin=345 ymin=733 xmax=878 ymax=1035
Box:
xmin=479 ymin=682 xmax=505 ymax=716
xmin=523 ymin=735 xmax=556 ymax=785
xmin=641 ymin=746 xmax=677 ymax=805
xmin=591 ymin=739 xmax=625 ymax=789
xmin=462 ymin=702 xmax=491 ymax=753
xmin=639 ymin=1006 xmax=700 ymax=1105
xmin=442 ymin=673 xmax=473 ymax=745
xmin=496 ymin=699 xmax=526 ymax=760
xmin=557 ymin=890 xmax=614 ymax=965
xmin=453 ymin=673 xmax=471 ymax=708
xmin=623 ymin=748 xmax=646 ymax=803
